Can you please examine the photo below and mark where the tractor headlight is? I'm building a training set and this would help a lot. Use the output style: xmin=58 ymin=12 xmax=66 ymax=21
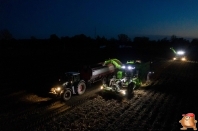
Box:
xmin=121 ymin=90 xmax=126 ymax=95
xmin=55 ymin=87 xmax=61 ymax=91
xmin=121 ymin=65 xmax=125 ymax=69
xmin=181 ymin=57 xmax=186 ymax=61
xmin=128 ymin=66 xmax=135 ymax=70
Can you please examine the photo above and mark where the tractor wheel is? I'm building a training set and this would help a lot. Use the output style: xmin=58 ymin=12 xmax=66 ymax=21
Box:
xmin=112 ymin=85 xmax=118 ymax=91
xmin=126 ymin=82 xmax=135 ymax=99
xmin=76 ymin=81 xmax=86 ymax=95
xmin=62 ymin=89 xmax=72 ymax=101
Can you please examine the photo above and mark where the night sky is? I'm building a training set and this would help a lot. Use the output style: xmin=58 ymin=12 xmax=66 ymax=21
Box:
xmin=1 ymin=0 xmax=198 ymax=39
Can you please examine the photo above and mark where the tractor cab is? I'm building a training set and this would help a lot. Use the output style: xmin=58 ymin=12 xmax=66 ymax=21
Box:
xmin=121 ymin=60 xmax=139 ymax=78
xmin=63 ymin=72 xmax=80 ymax=85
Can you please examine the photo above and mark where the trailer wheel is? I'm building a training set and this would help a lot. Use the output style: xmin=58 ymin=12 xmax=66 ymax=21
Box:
xmin=62 ymin=89 xmax=72 ymax=101
xmin=126 ymin=82 xmax=135 ymax=99
xmin=76 ymin=81 xmax=86 ymax=95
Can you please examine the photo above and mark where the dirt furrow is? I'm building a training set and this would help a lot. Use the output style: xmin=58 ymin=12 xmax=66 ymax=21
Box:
xmin=105 ymin=89 xmax=158 ymax=130
xmin=17 ymin=92 xmax=99 ymax=131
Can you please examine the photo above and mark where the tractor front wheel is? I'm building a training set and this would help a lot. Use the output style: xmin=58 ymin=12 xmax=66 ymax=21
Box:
xmin=126 ymin=82 xmax=135 ymax=99
xmin=62 ymin=89 xmax=72 ymax=101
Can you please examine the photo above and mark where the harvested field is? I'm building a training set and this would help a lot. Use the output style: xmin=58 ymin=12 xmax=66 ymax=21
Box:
xmin=0 ymin=59 xmax=198 ymax=131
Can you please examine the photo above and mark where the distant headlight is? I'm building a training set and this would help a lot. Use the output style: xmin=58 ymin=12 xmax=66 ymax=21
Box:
xmin=100 ymin=86 xmax=103 ymax=89
xmin=177 ymin=51 xmax=185 ymax=55
xmin=173 ymin=57 xmax=176 ymax=60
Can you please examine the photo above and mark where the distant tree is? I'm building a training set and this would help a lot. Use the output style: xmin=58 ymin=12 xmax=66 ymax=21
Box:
xmin=70 ymin=34 xmax=94 ymax=49
xmin=161 ymin=37 xmax=168 ymax=42
xmin=72 ymin=34 xmax=92 ymax=44
xmin=191 ymin=39 xmax=198 ymax=45
xmin=117 ymin=34 xmax=129 ymax=44
xmin=30 ymin=36 xmax=37 ymax=40
xmin=61 ymin=36 xmax=70 ymax=40
xmin=133 ymin=37 xmax=149 ymax=44
xmin=96 ymin=35 xmax=108 ymax=44
xmin=101 ymin=36 xmax=107 ymax=42
xmin=170 ymin=35 xmax=177 ymax=43
xmin=0 ymin=29 xmax=13 ymax=40
xmin=50 ymin=34 xmax=60 ymax=41
xmin=108 ymin=37 xmax=119 ymax=48
xmin=159 ymin=37 xmax=170 ymax=45
xmin=109 ymin=37 xmax=117 ymax=42
xmin=72 ymin=34 xmax=90 ymax=41
xmin=170 ymin=35 xmax=190 ymax=49
xmin=190 ymin=39 xmax=198 ymax=50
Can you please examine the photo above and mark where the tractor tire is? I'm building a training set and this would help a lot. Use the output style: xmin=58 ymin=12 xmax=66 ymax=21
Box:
xmin=62 ymin=89 xmax=72 ymax=101
xmin=126 ymin=82 xmax=135 ymax=99
xmin=76 ymin=81 xmax=86 ymax=95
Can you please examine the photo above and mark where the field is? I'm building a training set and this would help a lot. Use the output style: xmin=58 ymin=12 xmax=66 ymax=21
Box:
xmin=1 ymin=47 xmax=198 ymax=131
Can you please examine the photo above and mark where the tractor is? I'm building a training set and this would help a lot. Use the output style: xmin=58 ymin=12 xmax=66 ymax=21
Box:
xmin=100 ymin=60 xmax=154 ymax=98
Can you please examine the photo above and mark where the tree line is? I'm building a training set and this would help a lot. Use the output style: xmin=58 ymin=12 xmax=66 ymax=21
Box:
xmin=1 ymin=29 xmax=198 ymax=51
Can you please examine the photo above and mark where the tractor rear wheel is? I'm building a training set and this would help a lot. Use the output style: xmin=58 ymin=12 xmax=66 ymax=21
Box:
xmin=76 ymin=81 xmax=86 ymax=95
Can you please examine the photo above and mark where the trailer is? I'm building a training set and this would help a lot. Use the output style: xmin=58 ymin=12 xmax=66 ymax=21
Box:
xmin=49 ymin=59 xmax=122 ymax=101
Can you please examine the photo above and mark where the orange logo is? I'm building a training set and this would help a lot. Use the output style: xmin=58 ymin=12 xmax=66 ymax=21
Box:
xmin=179 ymin=113 xmax=197 ymax=130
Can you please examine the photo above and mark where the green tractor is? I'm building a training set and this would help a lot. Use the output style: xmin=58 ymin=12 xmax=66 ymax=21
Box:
xmin=170 ymin=47 xmax=187 ymax=61
xmin=100 ymin=59 xmax=154 ymax=98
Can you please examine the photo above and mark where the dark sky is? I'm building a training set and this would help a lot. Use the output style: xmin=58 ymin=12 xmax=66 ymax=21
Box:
xmin=1 ymin=0 xmax=198 ymax=39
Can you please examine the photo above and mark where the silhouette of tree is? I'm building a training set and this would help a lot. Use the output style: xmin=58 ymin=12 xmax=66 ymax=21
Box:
xmin=170 ymin=35 xmax=177 ymax=43
xmin=109 ymin=37 xmax=117 ymax=47
xmin=95 ymin=35 xmax=108 ymax=47
xmin=170 ymin=35 xmax=190 ymax=49
xmin=30 ymin=36 xmax=37 ymax=40
xmin=71 ymin=34 xmax=92 ymax=47
xmin=117 ymin=34 xmax=129 ymax=44
xmin=61 ymin=36 xmax=70 ymax=41
xmin=50 ymin=34 xmax=60 ymax=41
xmin=191 ymin=39 xmax=198 ymax=45
xmin=0 ymin=29 xmax=13 ymax=40
xmin=133 ymin=37 xmax=149 ymax=46
xmin=161 ymin=37 xmax=169 ymax=42
xmin=109 ymin=37 xmax=117 ymax=43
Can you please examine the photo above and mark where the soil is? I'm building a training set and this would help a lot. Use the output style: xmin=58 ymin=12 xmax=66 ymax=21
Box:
xmin=0 ymin=60 xmax=198 ymax=131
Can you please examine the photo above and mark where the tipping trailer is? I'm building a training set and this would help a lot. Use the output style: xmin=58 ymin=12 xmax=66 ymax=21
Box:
xmin=100 ymin=60 xmax=154 ymax=98
xmin=49 ymin=59 xmax=122 ymax=101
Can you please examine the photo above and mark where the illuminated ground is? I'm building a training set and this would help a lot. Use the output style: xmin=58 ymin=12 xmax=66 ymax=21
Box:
xmin=0 ymin=60 xmax=198 ymax=131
